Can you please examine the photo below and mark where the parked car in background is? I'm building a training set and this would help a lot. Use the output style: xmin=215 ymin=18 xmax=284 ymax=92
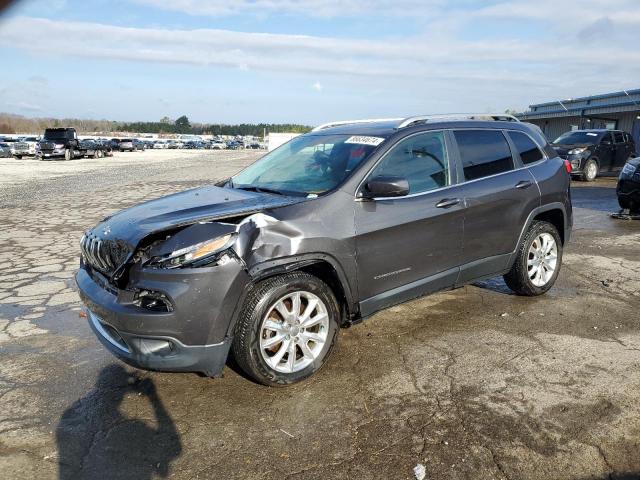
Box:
xmin=0 ymin=138 xmax=18 ymax=156
xmin=551 ymin=129 xmax=637 ymax=181
xmin=132 ymin=139 xmax=146 ymax=151
xmin=118 ymin=139 xmax=135 ymax=152
xmin=0 ymin=142 xmax=13 ymax=158
xmin=617 ymin=157 xmax=640 ymax=213
xmin=78 ymin=139 xmax=105 ymax=158
xmin=13 ymin=136 xmax=39 ymax=159
xmin=226 ymin=140 xmax=243 ymax=150
xmin=39 ymin=127 xmax=80 ymax=160
xmin=76 ymin=114 xmax=572 ymax=385
xmin=209 ymin=140 xmax=226 ymax=150
xmin=153 ymin=141 xmax=168 ymax=149
xmin=95 ymin=139 xmax=114 ymax=156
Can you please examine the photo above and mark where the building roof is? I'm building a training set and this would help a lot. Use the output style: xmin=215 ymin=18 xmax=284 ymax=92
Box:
xmin=517 ymin=88 xmax=640 ymax=120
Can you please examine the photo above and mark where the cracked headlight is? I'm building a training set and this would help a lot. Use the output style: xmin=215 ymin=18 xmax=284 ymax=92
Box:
xmin=147 ymin=234 xmax=235 ymax=269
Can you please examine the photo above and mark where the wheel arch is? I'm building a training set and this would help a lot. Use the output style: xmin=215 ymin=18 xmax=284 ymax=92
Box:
xmin=507 ymin=203 xmax=568 ymax=269
xmin=246 ymin=254 xmax=357 ymax=325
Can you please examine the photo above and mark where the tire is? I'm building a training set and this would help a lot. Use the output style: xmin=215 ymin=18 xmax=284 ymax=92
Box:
xmin=232 ymin=272 xmax=340 ymax=386
xmin=503 ymin=220 xmax=563 ymax=296
xmin=64 ymin=148 xmax=73 ymax=161
xmin=15 ymin=155 xmax=22 ymax=159
xmin=581 ymin=159 xmax=598 ymax=182
xmin=618 ymin=196 xmax=631 ymax=210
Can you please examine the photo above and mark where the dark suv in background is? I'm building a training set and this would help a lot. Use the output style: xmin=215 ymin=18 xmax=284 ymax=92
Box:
xmin=39 ymin=127 xmax=80 ymax=160
xmin=552 ymin=129 xmax=636 ymax=181
xmin=76 ymin=114 xmax=572 ymax=386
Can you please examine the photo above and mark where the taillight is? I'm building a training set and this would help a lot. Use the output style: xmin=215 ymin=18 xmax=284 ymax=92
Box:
xmin=563 ymin=159 xmax=572 ymax=173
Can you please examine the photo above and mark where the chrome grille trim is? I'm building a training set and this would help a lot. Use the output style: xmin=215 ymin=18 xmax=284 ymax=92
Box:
xmin=80 ymin=230 xmax=130 ymax=276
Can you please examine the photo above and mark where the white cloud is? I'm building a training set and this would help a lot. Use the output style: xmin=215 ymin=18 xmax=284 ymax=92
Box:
xmin=132 ymin=0 xmax=448 ymax=18
xmin=2 ymin=3 xmax=640 ymax=118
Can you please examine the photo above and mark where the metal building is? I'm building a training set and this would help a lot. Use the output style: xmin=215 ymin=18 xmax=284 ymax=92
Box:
xmin=516 ymin=88 xmax=640 ymax=145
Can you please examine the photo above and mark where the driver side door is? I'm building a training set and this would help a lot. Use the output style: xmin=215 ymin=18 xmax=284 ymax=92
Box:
xmin=354 ymin=130 xmax=465 ymax=316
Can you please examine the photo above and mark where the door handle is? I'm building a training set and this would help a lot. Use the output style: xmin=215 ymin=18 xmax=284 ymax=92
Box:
xmin=435 ymin=198 xmax=460 ymax=208
xmin=516 ymin=180 xmax=533 ymax=189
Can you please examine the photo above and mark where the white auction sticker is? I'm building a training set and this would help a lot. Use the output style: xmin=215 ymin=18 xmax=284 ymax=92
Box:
xmin=586 ymin=133 xmax=598 ymax=136
xmin=345 ymin=135 xmax=385 ymax=146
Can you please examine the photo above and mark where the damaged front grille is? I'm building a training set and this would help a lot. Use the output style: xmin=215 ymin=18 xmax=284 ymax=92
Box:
xmin=80 ymin=232 xmax=131 ymax=277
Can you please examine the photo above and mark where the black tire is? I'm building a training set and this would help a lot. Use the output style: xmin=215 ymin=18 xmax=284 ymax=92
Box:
xmin=232 ymin=272 xmax=340 ymax=386
xmin=64 ymin=148 xmax=73 ymax=161
xmin=503 ymin=220 xmax=563 ymax=296
xmin=581 ymin=158 xmax=598 ymax=182
xmin=618 ymin=195 xmax=631 ymax=210
xmin=15 ymin=155 xmax=22 ymax=159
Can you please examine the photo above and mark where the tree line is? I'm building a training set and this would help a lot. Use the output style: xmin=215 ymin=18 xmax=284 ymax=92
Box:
xmin=0 ymin=113 xmax=312 ymax=136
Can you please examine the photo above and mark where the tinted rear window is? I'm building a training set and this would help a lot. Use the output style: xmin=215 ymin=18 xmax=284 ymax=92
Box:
xmin=508 ymin=131 xmax=544 ymax=164
xmin=454 ymin=130 xmax=514 ymax=181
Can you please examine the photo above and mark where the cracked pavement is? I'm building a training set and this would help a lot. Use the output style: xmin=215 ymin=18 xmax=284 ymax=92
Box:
xmin=1 ymin=151 xmax=639 ymax=479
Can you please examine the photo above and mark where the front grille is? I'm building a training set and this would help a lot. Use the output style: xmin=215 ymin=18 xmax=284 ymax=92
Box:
xmin=80 ymin=232 xmax=131 ymax=276
xmin=14 ymin=142 xmax=29 ymax=151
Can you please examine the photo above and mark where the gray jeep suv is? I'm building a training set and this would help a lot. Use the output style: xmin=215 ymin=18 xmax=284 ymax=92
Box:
xmin=76 ymin=114 xmax=572 ymax=386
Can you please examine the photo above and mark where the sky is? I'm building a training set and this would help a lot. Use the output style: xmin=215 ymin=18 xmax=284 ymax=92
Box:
xmin=1 ymin=0 xmax=639 ymax=125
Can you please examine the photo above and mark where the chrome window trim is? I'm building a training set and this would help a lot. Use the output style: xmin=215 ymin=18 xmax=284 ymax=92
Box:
xmin=355 ymin=127 xmax=549 ymax=201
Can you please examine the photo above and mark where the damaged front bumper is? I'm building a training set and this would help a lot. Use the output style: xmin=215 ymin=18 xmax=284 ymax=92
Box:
xmin=75 ymin=255 xmax=251 ymax=377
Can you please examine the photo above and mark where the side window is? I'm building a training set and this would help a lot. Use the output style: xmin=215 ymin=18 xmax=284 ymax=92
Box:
xmin=369 ymin=131 xmax=449 ymax=194
xmin=613 ymin=131 xmax=624 ymax=144
xmin=508 ymin=131 xmax=545 ymax=165
xmin=454 ymin=130 xmax=514 ymax=181
xmin=601 ymin=132 xmax=613 ymax=144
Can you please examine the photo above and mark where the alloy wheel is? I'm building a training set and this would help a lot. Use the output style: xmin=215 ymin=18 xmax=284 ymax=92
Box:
xmin=259 ymin=291 xmax=329 ymax=373
xmin=527 ymin=233 xmax=558 ymax=287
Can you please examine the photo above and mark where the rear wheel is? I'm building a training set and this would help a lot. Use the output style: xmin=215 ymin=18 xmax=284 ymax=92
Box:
xmin=504 ymin=220 xmax=563 ymax=296
xmin=232 ymin=272 xmax=340 ymax=386
xmin=582 ymin=159 xmax=598 ymax=182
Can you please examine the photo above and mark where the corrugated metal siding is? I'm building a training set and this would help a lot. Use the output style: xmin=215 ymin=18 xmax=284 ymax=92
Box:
xmin=524 ymin=117 xmax=581 ymax=141
xmin=522 ymin=111 xmax=640 ymax=141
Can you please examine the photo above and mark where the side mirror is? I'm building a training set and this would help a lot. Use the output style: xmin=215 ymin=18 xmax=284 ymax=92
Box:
xmin=362 ymin=175 xmax=410 ymax=199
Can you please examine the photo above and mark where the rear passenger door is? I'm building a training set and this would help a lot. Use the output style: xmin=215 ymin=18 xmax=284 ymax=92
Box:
xmin=454 ymin=129 xmax=541 ymax=284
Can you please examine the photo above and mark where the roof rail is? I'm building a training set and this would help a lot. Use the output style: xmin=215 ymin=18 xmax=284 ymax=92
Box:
xmin=397 ymin=113 xmax=520 ymax=129
xmin=311 ymin=118 xmax=403 ymax=132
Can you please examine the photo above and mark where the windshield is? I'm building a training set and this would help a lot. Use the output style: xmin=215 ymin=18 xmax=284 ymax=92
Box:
xmin=44 ymin=129 xmax=73 ymax=140
xmin=232 ymin=134 xmax=383 ymax=195
xmin=554 ymin=131 xmax=601 ymax=144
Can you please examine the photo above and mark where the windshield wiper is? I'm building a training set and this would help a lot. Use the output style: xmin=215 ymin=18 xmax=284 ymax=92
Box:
xmin=234 ymin=185 xmax=286 ymax=196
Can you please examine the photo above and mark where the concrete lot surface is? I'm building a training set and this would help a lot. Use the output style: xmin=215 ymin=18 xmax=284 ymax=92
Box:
xmin=1 ymin=150 xmax=639 ymax=479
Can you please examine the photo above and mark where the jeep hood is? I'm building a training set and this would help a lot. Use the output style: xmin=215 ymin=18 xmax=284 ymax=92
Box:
xmin=92 ymin=185 xmax=306 ymax=246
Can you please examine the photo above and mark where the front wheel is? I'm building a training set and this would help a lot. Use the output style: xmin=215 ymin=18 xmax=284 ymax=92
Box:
xmin=582 ymin=159 xmax=598 ymax=182
xmin=504 ymin=220 xmax=563 ymax=296
xmin=64 ymin=148 xmax=73 ymax=161
xmin=232 ymin=272 xmax=340 ymax=386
